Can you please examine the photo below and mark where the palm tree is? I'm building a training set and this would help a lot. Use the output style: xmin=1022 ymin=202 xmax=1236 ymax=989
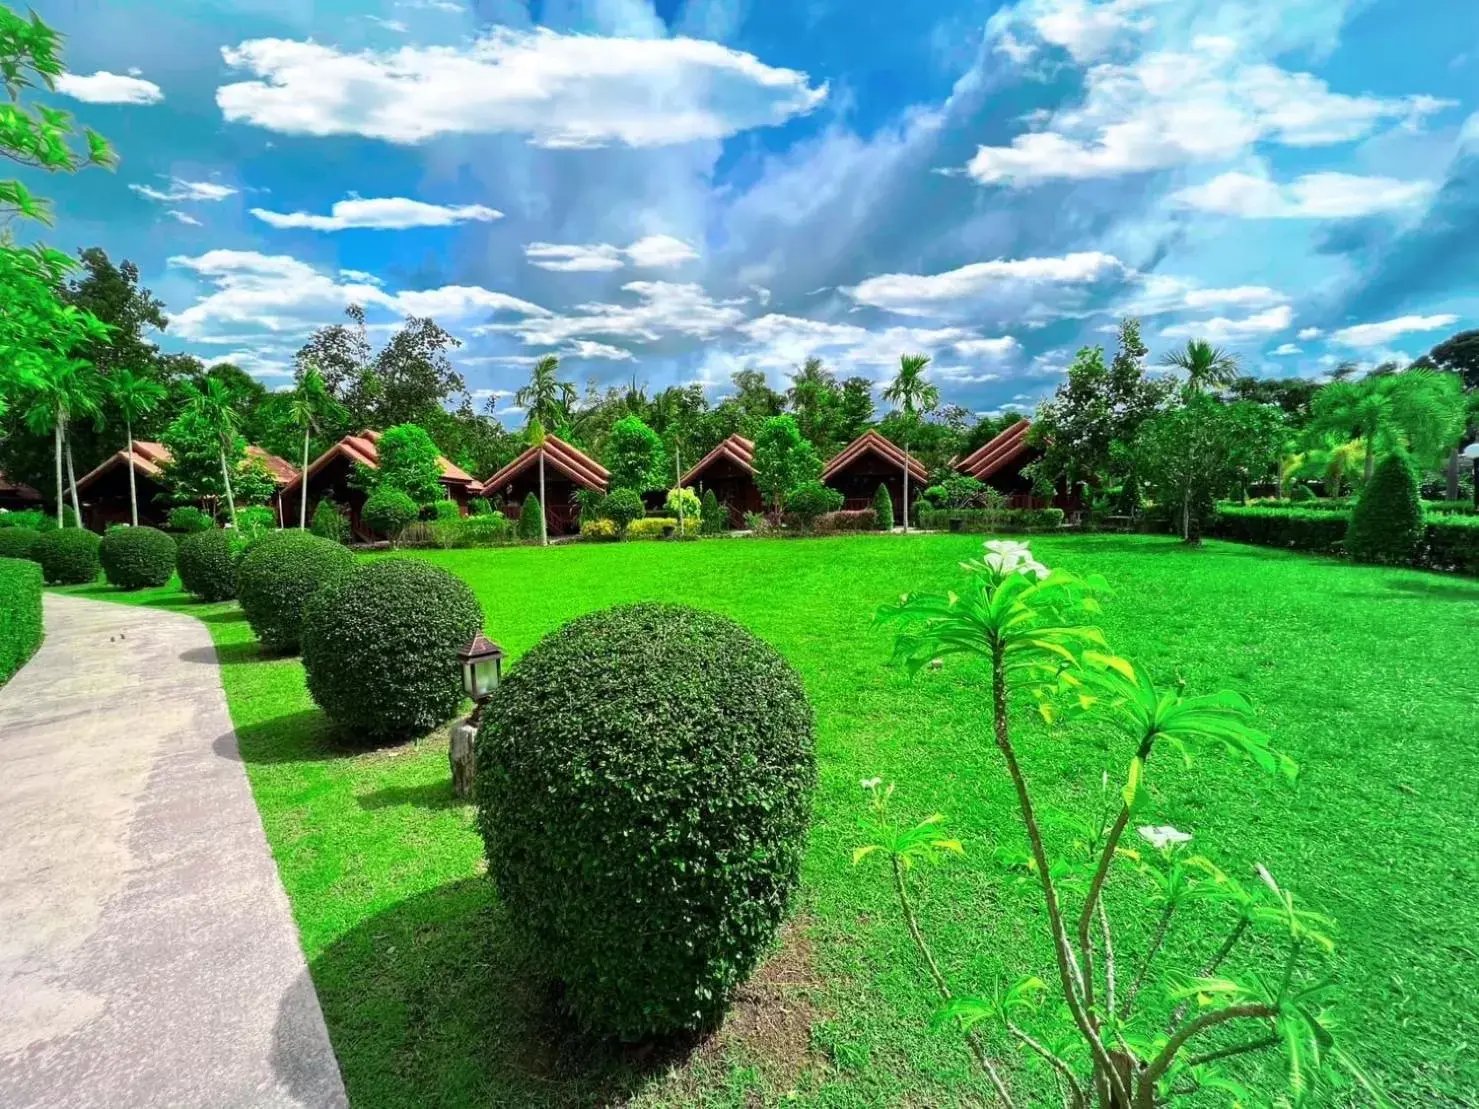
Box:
xmin=22 ymin=358 xmax=103 ymax=527
xmin=529 ymin=417 xmax=549 ymax=547
xmin=110 ymin=369 xmax=167 ymax=526
xmin=515 ymin=355 xmax=576 ymax=431
xmin=882 ymin=353 xmax=939 ymax=533
xmin=1312 ymin=368 xmax=1466 ymax=484
xmin=286 ymin=362 xmax=339 ymax=528
xmin=182 ymin=377 xmax=244 ymax=529
xmin=1160 ymin=339 xmax=1239 ymax=394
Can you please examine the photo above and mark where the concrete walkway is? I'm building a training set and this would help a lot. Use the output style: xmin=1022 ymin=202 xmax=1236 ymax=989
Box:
xmin=0 ymin=593 xmax=347 ymax=1109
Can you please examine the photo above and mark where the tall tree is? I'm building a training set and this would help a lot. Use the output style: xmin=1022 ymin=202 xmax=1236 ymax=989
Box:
xmin=109 ymin=369 xmax=167 ymax=526
xmin=514 ymin=355 xmax=577 ymax=432
xmin=1311 ymin=368 xmax=1467 ymax=483
xmin=285 ymin=362 xmax=339 ymax=528
xmin=1160 ymin=338 xmax=1239 ymax=394
xmin=604 ymin=415 xmax=668 ymax=494
xmin=22 ymin=359 xmax=103 ymax=526
xmin=787 ymin=356 xmax=844 ymax=455
xmin=181 ymin=378 xmax=244 ymax=529
xmin=882 ymin=353 xmax=940 ymax=534
xmin=63 ymin=248 xmax=167 ymax=377
xmin=1424 ymin=329 xmax=1479 ymax=391
xmin=751 ymin=415 xmax=821 ymax=515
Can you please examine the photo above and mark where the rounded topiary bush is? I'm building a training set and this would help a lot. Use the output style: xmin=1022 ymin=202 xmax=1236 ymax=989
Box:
xmin=364 ymin=487 xmax=419 ymax=539
xmin=236 ymin=532 xmax=355 ymax=652
xmin=301 ymin=558 xmax=483 ymax=741
xmin=476 ymin=602 xmax=817 ymax=1039
xmin=700 ymin=488 xmax=722 ymax=534
xmin=872 ymin=483 xmax=895 ymax=529
xmin=0 ymin=526 xmax=42 ymax=563
xmin=177 ymin=529 xmax=240 ymax=601
xmin=33 ymin=528 xmax=101 ymax=585
xmin=516 ymin=492 xmax=544 ymax=540
xmin=99 ymin=525 xmax=177 ymax=589
xmin=1347 ymin=454 xmax=1423 ymax=565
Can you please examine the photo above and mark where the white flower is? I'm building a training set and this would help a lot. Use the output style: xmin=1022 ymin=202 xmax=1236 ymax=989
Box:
xmin=1138 ymin=825 xmax=1193 ymax=850
xmin=982 ymin=538 xmax=1050 ymax=579
xmin=985 ymin=539 xmax=1032 ymax=559
xmin=861 ymin=777 xmax=883 ymax=791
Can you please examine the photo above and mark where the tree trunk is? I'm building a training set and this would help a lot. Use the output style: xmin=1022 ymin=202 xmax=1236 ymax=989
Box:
xmin=538 ymin=453 xmax=548 ymax=547
xmin=127 ymin=418 xmax=138 ymax=527
xmin=53 ymin=418 xmax=65 ymax=527
xmin=1364 ymin=443 xmax=1375 ymax=483
xmin=65 ymin=436 xmax=82 ymax=526
xmin=902 ymin=441 xmax=910 ymax=534
xmin=1182 ymin=488 xmax=1190 ymax=542
xmin=300 ymin=427 xmax=311 ymax=529
xmin=1447 ymin=448 xmax=1460 ymax=501
xmin=219 ymin=450 xmax=239 ymax=529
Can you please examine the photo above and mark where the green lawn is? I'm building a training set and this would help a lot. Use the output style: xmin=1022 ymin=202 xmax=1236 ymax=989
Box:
xmin=62 ymin=534 xmax=1479 ymax=1107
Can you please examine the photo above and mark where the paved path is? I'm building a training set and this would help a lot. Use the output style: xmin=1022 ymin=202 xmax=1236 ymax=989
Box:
xmin=0 ymin=593 xmax=347 ymax=1109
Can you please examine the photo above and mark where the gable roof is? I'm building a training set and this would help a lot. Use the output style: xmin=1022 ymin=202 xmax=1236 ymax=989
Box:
xmin=0 ymin=471 xmax=42 ymax=502
xmin=822 ymin=429 xmax=928 ymax=484
xmin=75 ymin=441 xmax=298 ymax=494
xmin=482 ymin=434 xmax=609 ymax=496
xmin=955 ymin=419 xmax=1034 ymax=481
xmin=681 ymin=434 xmax=755 ymax=484
xmin=281 ymin=429 xmax=477 ymax=494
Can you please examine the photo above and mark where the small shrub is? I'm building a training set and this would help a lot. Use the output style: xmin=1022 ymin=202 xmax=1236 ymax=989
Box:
xmin=418 ymin=514 xmax=515 ymax=549
xmin=1347 ymin=455 xmax=1423 ymax=564
xmin=476 ymin=603 xmax=816 ymax=1038
xmin=468 ymin=497 xmax=493 ymax=517
xmin=627 ymin=516 xmax=678 ymax=540
xmin=33 ymin=528 xmax=101 ymax=585
xmin=311 ymin=500 xmax=351 ymax=544
xmin=1290 ymin=484 xmax=1317 ymax=503
xmin=872 ymin=483 xmax=894 ymax=529
xmin=426 ymin=499 xmax=461 ymax=521
xmin=177 ymin=529 xmax=241 ymax=601
xmin=31 ymin=505 xmax=79 ymax=532
xmin=0 ymin=557 xmax=43 ymax=686
xmin=235 ymin=504 xmax=276 ymax=540
xmin=815 ymin=508 xmax=878 ymax=533
xmin=167 ymin=505 xmax=215 ymax=534
xmin=664 ymin=486 xmax=701 ymax=532
xmin=364 ymin=487 xmax=419 ymax=540
xmin=302 ymin=558 xmax=483 ymax=741
xmin=236 ymin=532 xmax=355 ymax=652
xmin=0 ymin=527 xmax=42 ymax=563
xmin=516 ymin=492 xmax=544 ymax=540
xmin=100 ymin=526 xmax=177 ymax=589
xmin=915 ymin=507 xmax=1066 ymax=533
xmin=787 ymin=479 xmax=843 ymax=530
xmin=600 ymin=487 xmax=645 ymax=531
xmin=743 ymin=510 xmax=769 ymax=534
xmin=1424 ymin=515 xmax=1479 ymax=575
xmin=0 ymin=509 xmax=45 ymax=530
xmin=700 ymin=489 xmax=724 ymax=534
xmin=580 ymin=518 xmax=620 ymax=542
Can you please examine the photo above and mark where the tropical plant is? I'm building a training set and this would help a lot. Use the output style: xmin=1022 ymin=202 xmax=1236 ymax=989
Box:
xmin=286 ymin=361 xmax=340 ymax=528
xmin=180 ymin=377 xmax=244 ymax=530
xmin=108 ymin=369 xmax=167 ymax=527
xmin=752 ymin=414 xmax=822 ymax=515
xmin=883 ymin=354 xmax=940 ymax=534
xmin=374 ymin=423 xmax=444 ymax=505
xmin=21 ymin=358 xmax=104 ymax=527
xmin=1311 ymin=369 xmax=1467 ymax=483
xmin=664 ymin=485 xmax=701 ymax=535
xmin=862 ymin=540 xmax=1380 ymax=1108
xmin=604 ymin=415 xmax=668 ymax=494
xmin=514 ymin=354 xmax=576 ymax=431
xmin=1160 ymin=339 xmax=1239 ymax=395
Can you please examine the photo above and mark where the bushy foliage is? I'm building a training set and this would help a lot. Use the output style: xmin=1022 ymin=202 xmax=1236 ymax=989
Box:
xmin=626 ymin=516 xmax=678 ymax=540
xmin=0 ymin=557 xmax=43 ymax=687
xmin=1347 ymin=454 xmax=1424 ymax=564
xmin=579 ymin=517 xmax=620 ymax=542
xmin=872 ymin=483 xmax=895 ymax=529
xmin=1424 ymin=515 xmax=1479 ymax=574
xmin=302 ymin=558 xmax=483 ymax=741
xmin=752 ymin=415 xmax=821 ymax=512
xmin=0 ymin=526 xmax=41 ymax=562
xmin=364 ymin=487 xmax=419 ymax=539
xmin=922 ymin=473 xmax=985 ymax=509
xmin=1210 ymin=506 xmax=1349 ymax=554
xmin=467 ymin=496 xmax=493 ymax=516
xmin=33 ymin=527 xmax=100 ymax=584
xmin=235 ymin=504 xmax=276 ymax=541
xmin=1290 ymin=484 xmax=1317 ymax=503
xmin=426 ymin=499 xmax=461 ymax=521
xmin=424 ymin=513 xmax=514 ymax=549
xmin=375 ymin=423 xmax=444 ymax=504
xmin=475 ymin=603 xmax=816 ymax=1038
xmin=236 ymin=532 xmax=355 ymax=652
xmin=310 ymin=499 xmax=351 ymax=544
xmin=815 ymin=508 xmax=878 ymax=533
xmin=176 ymin=529 xmax=241 ymax=601
xmin=786 ymin=479 xmax=843 ymax=529
xmin=516 ymin=492 xmax=544 ymax=540
xmin=599 ymin=487 xmax=644 ymax=531
xmin=0 ymin=509 xmax=45 ymax=530
xmin=916 ymin=507 xmax=1065 ymax=532
xmin=700 ymin=488 xmax=724 ymax=534
xmin=167 ymin=505 xmax=215 ymax=533
xmin=664 ymin=486 xmax=701 ymax=530
xmin=30 ymin=506 xmax=79 ymax=531
xmin=99 ymin=525 xmax=176 ymax=589
xmin=604 ymin=415 xmax=667 ymax=493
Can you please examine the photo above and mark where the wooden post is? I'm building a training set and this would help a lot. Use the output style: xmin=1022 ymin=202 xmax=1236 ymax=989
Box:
xmin=449 ymin=719 xmax=477 ymax=799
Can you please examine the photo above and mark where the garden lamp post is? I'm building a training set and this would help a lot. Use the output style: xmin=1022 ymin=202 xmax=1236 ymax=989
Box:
xmin=1464 ymin=443 xmax=1479 ymax=508
xmin=451 ymin=633 xmax=504 ymax=799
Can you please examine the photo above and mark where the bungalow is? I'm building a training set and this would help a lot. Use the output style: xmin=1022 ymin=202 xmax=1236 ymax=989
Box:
xmin=278 ymin=430 xmax=481 ymax=542
xmin=680 ymin=435 xmax=763 ymax=528
xmin=0 ymin=471 xmax=42 ymax=513
xmin=481 ymin=434 xmax=608 ymax=536
xmin=954 ymin=419 xmax=1079 ymax=509
xmin=821 ymin=429 xmax=928 ymax=524
xmin=72 ymin=442 xmax=299 ymax=531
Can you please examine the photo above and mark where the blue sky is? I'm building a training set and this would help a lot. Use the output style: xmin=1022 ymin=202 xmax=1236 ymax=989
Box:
xmin=30 ymin=0 xmax=1479 ymax=421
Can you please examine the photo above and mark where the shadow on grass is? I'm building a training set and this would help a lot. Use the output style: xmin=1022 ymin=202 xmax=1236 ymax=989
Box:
xmin=1381 ymin=578 xmax=1479 ymax=603
xmin=226 ymin=708 xmax=353 ymax=765
xmin=299 ymin=880 xmax=696 ymax=1109
xmin=357 ymin=779 xmax=464 ymax=812
xmin=181 ymin=641 xmax=273 ymax=665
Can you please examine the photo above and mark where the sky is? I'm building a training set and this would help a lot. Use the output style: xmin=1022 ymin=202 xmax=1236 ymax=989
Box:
xmin=28 ymin=0 xmax=1479 ymax=422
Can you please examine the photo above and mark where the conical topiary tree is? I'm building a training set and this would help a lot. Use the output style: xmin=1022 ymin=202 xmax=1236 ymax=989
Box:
xmin=517 ymin=492 xmax=544 ymax=541
xmin=701 ymin=488 xmax=722 ymax=534
xmin=872 ymin=483 xmax=895 ymax=530
xmin=1346 ymin=453 xmax=1423 ymax=564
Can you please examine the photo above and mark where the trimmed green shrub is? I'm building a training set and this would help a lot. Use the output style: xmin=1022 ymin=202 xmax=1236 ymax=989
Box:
xmin=468 ymin=496 xmax=493 ymax=517
xmin=1423 ymin=499 xmax=1478 ymax=516
xmin=786 ymin=480 xmax=843 ymax=530
xmin=236 ymin=504 xmax=276 ymax=539
xmin=516 ymin=492 xmax=544 ymax=540
xmin=302 ymin=558 xmax=483 ymax=741
xmin=33 ymin=528 xmax=101 ymax=585
xmin=311 ymin=500 xmax=351 ymax=544
xmin=0 ymin=557 xmax=43 ymax=687
xmin=0 ymin=527 xmax=41 ymax=562
xmin=177 ymin=529 xmax=241 ymax=602
xmin=627 ymin=516 xmax=678 ymax=540
xmin=1347 ymin=455 xmax=1423 ymax=565
xmin=872 ymin=483 xmax=894 ymax=529
xmin=30 ymin=506 xmax=79 ymax=532
xmin=236 ymin=532 xmax=355 ymax=652
xmin=579 ymin=518 xmax=619 ymax=542
xmin=476 ymin=603 xmax=816 ymax=1039
xmin=815 ymin=508 xmax=877 ymax=533
xmin=599 ymin=487 xmax=644 ymax=531
xmin=916 ymin=507 xmax=1066 ymax=532
xmin=1424 ymin=515 xmax=1479 ymax=575
xmin=423 ymin=514 xmax=515 ymax=549
xmin=664 ymin=486 xmax=701 ymax=528
xmin=167 ymin=505 xmax=215 ymax=534
xmin=364 ymin=487 xmax=418 ymax=539
xmin=1210 ymin=506 xmax=1349 ymax=554
xmin=0 ymin=509 xmax=45 ymax=530
xmin=99 ymin=526 xmax=176 ymax=589
xmin=700 ymin=489 xmax=723 ymax=534
xmin=427 ymin=499 xmax=461 ymax=521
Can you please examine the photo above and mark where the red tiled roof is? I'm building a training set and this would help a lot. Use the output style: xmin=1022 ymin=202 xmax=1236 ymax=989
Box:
xmin=482 ymin=434 xmax=609 ymax=495
xmin=956 ymin=419 xmax=1034 ymax=481
xmin=680 ymin=434 xmax=755 ymax=484
xmin=0 ymin=471 xmax=42 ymax=501
xmin=822 ymin=429 xmax=928 ymax=484
xmin=282 ymin=429 xmax=477 ymax=493
xmin=246 ymin=446 xmax=298 ymax=485
xmin=74 ymin=441 xmax=173 ymax=492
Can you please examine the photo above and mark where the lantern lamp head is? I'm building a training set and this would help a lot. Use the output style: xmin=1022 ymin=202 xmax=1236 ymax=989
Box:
xmin=458 ymin=633 xmax=505 ymax=704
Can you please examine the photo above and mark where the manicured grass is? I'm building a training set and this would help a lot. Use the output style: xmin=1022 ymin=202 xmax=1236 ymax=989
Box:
xmin=62 ymin=534 xmax=1479 ymax=1106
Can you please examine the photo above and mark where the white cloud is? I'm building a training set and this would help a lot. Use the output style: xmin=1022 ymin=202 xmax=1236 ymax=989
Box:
xmin=250 ymin=197 xmax=502 ymax=231
xmin=166 ymin=210 xmax=201 ymax=227
xmin=525 ymin=235 xmax=699 ymax=272
xmin=1121 ymin=275 xmax=1289 ymax=317
xmin=1024 ymin=0 xmax=1166 ymax=62
xmin=954 ymin=337 xmax=1022 ymax=358
xmin=392 ymin=285 xmax=550 ymax=319
xmin=366 ymin=15 xmax=410 ymax=32
xmin=562 ymin=340 xmax=636 ymax=361
xmin=55 ymin=70 xmax=163 ymax=105
xmin=1298 ymin=327 xmax=1323 ymax=340
xmin=130 ymin=178 xmax=238 ymax=203
xmin=624 ymin=234 xmax=701 ymax=267
xmin=339 ymin=268 xmax=383 ymax=286
xmin=1271 ymin=343 xmax=1302 ymax=355
xmin=1160 ymin=304 xmax=1293 ymax=341
xmin=1330 ymin=314 xmax=1459 ymax=348
xmin=205 ymin=350 xmax=293 ymax=379
xmin=845 ymin=252 xmax=1125 ymax=317
xmin=1173 ymin=171 xmax=1435 ymax=218
xmin=216 ymin=29 xmax=827 ymax=148
xmin=395 ymin=0 xmax=464 ymax=10
xmin=486 ymin=281 xmax=746 ymax=346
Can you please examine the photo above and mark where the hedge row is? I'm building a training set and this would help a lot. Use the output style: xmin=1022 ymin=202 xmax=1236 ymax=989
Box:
xmin=1211 ymin=505 xmax=1479 ymax=575
xmin=917 ymin=507 xmax=1067 ymax=532
xmin=0 ymin=557 xmax=43 ymax=687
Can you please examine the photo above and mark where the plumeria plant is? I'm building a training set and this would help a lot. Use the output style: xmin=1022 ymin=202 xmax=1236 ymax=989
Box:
xmin=856 ymin=540 xmax=1383 ymax=1108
